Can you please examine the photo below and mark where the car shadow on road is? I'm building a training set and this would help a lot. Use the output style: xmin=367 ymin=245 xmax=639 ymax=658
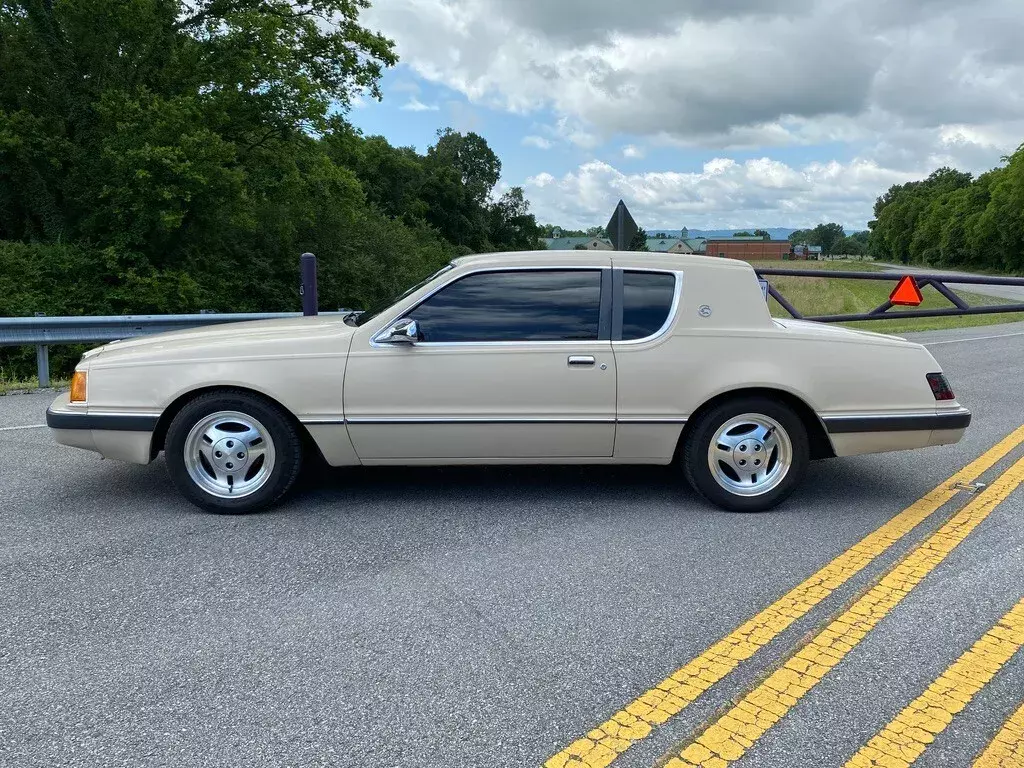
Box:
xmin=77 ymin=452 xmax=918 ymax=524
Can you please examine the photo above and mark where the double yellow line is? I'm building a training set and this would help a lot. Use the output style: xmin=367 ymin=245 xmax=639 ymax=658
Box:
xmin=669 ymin=454 xmax=1024 ymax=767
xmin=545 ymin=425 xmax=1024 ymax=768
xmin=846 ymin=599 xmax=1024 ymax=768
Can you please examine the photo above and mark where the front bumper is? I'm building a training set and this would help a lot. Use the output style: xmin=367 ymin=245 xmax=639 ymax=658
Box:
xmin=47 ymin=393 xmax=157 ymax=465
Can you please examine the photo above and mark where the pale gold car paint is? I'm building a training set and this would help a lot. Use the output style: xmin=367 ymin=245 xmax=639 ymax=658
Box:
xmin=48 ymin=251 xmax=966 ymax=466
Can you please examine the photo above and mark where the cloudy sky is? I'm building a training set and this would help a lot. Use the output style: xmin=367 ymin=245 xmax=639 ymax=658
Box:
xmin=351 ymin=0 xmax=1024 ymax=231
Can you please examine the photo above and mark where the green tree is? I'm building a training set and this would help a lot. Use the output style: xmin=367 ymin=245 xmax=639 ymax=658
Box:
xmin=811 ymin=223 xmax=846 ymax=254
xmin=753 ymin=229 xmax=771 ymax=240
xmin=834 ymin=236 xmax=867 ymax=256
xmin=0 ymin=0 xmax=547 ymax=379
xmin=427 ymin=128 xmax=501 ymax=207
xmin=628 ymin=227 xmax=649 ymax=251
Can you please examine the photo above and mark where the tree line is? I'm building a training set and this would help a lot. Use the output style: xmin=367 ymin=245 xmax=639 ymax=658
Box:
xmin=866 ymin=147 xmax=1024 ymax=271
xmin=0 ymin=0 xmax=542 ymax=377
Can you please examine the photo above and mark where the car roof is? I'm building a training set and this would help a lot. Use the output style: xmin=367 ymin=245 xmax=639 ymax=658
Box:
xmin=451 ymin=250 xmax=754 ymax=272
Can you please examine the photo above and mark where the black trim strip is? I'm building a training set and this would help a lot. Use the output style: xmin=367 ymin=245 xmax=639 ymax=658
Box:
xmin=46 ymin=409 xmax=159 ymax=432
xmin=823 ymin=410 xmax=971 ymax=434
xmin=598 ymin=269 xmax=613 ymax=341
xmin=611 ymin=269 xmax=625 ymax=341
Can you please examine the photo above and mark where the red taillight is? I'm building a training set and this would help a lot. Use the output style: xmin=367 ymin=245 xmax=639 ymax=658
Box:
xmin=927 ymin=373 xmax=955 ymax=401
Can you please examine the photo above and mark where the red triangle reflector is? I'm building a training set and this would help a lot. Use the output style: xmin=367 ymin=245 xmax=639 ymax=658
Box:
xmin=890 ymin=275 xmax=923 ymax=306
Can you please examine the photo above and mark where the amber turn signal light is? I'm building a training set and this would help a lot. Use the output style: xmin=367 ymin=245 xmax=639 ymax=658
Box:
xmin=70 ymin=370 xmax=88 ymax=403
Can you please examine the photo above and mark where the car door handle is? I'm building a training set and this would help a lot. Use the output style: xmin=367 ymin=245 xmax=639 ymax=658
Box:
xmin=567 ymin=355 xmax=596 ymax=368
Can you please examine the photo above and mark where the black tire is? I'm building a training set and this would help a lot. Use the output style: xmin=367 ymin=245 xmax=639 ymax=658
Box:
xmin=682 ymin=396 xmax=809 ymax=513
xmin=164 ymin=390 xmax=303 ymax=514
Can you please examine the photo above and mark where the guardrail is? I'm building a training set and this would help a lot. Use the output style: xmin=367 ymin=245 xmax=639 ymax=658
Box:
xmin=0 ymin=311 xmax=342 ymax=387
xmin=5 ymin=267 xmax=1024 ymax=388
xmin=756 ymin=268 xmax=1024 ymax=324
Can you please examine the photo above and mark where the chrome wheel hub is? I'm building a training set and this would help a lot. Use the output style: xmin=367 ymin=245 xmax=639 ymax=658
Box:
xmin=708 ymin=414 xmax=792 ymax=497
xmin=183 ymin=411 xmax=276 ymax=499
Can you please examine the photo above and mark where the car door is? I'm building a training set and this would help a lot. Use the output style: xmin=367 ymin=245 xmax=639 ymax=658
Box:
xmin=343 ymin=267 xmax=616 ymax=461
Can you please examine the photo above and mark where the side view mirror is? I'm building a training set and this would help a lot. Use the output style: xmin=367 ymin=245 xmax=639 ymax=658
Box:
xmin=376 ymin=317 xmax=420 ymax=344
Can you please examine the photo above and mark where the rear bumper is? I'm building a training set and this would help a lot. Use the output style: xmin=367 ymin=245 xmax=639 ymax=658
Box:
xmin=821 ymin=407 xmax=970 ymax=458
xmin=821 ymin=407 xmax=971 ymax=434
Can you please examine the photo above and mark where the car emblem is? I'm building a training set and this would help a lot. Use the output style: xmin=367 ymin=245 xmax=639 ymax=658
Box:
xmin=698 ymin=305 xmax=713 ymax=318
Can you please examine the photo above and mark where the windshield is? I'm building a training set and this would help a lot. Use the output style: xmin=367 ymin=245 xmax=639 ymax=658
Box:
xmin=350 ymin=264 xmax=455 ymax=326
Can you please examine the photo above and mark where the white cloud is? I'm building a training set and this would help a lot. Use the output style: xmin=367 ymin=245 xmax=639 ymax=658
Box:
xmin=524 ymin=157 xmax=920 ymax=230
xmin=522 ymin=135 xmax=554 ymax=149
xmin=362 ymin=0 xmax=1024 ymax=225
xmin=400 ymin=97 xmax=439 ymax=112
xmin=365 ymin=0 xmax=1024 ymax=146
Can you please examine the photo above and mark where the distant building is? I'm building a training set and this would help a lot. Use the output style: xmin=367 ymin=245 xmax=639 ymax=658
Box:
xmin=792 ymin=244 xmax=823 ymax=259
xmin=646 ymin=237 xmax=693 ymax=254
xmin=707 ymin=238 xmax=795 ymax=261
xmin=542 ymin=236 xmax=613 ymax=251
xmin=645 ymin=236 xmax=708 ymax=254
xmin=685 ymin=238 xmax=707 ymax=254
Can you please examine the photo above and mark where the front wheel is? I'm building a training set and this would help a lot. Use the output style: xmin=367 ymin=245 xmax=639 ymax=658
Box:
xmin=165 ymin=390 xmax=304 ymax=514
xmin=682 ymin=396 xmax=809 ymax=512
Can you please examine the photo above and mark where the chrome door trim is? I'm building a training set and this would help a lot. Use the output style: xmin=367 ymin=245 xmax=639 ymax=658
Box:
xmin=345 ymin=416 xmax=617 ymax=425
xmin=615 ymin=417 xmax=689 ymax=424
xmin=304 ymin=416 xmax=689 ymax=426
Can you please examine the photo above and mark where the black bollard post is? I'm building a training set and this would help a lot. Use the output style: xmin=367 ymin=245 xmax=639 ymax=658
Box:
xmin=300 ymin=252 xmax=318 ymax=316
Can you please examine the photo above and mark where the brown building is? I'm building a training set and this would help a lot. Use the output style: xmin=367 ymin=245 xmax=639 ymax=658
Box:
xmin=706 ymin=238 xmax=795 ymax=261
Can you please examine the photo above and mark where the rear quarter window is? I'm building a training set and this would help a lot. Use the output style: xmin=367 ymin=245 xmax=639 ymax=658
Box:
xmin=622 ymin=271 xmax=677 ymax=340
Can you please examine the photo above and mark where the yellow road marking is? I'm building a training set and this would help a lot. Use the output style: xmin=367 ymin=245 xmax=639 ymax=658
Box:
xmin=845 ymin=599 xmax=1024 ymax=768
xmin=543 ymin=426 xmax=1024 ymax=768
xmin=667 ymin=454 xmax=1024 ymax=768
xmin=974 ymin=699 xmax=1024 ymax=767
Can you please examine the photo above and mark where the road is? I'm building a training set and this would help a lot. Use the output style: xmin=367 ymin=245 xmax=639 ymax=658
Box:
xmin=2 ymin=321 xmax=1024 ymax=768
xmin=878 ymin=262 xmax=1024 ymax=303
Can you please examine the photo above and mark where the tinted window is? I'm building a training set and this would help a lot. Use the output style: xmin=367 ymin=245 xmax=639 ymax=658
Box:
xmin=622 ymin=271 xmax=676 ymax=340
xmin=410 ymin=270 xmax=602 ymax=342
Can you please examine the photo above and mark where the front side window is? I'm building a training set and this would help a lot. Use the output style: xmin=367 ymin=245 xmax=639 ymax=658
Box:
xmin=409 ymin=270 xmax=602 ymax=342
xmin=621 ymin=271 xmax=677 ymax=340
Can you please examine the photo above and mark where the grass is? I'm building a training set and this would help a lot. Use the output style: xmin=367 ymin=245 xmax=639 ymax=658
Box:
xmin=0 ymin=375 xmax=68 ymax=395
xmin=748 ymin=259 xmax=1024 ymax=333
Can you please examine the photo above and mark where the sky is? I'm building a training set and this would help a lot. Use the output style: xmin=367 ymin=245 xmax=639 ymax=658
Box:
xmin=350 ymin=0 xmax=1024 ymax=232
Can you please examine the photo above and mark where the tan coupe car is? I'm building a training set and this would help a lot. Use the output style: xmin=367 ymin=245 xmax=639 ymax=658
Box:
xmin=47 ymin=251 xmax=970 ymax=514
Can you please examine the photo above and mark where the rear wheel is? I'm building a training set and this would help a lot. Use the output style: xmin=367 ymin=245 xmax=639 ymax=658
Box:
xmin=682 ymin=396 xmax=809 ymax=512
xmin=165 ymin=391 xmax=303 ymax=514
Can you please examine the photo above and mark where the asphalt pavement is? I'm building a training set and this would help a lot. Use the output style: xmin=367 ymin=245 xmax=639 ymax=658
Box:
xmin=1 ymin=321 xmax=1023 ymax=768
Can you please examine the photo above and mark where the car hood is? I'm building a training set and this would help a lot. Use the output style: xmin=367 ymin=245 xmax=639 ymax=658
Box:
xmin=84 ymin=316 xmax=356 ymax=366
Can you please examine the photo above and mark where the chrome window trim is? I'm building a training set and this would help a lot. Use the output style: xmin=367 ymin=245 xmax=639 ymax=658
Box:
xmin=370 ymin=265 xmax=612 ymax=348
xmin=613 ymin=269 xmax=684 ymax=346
